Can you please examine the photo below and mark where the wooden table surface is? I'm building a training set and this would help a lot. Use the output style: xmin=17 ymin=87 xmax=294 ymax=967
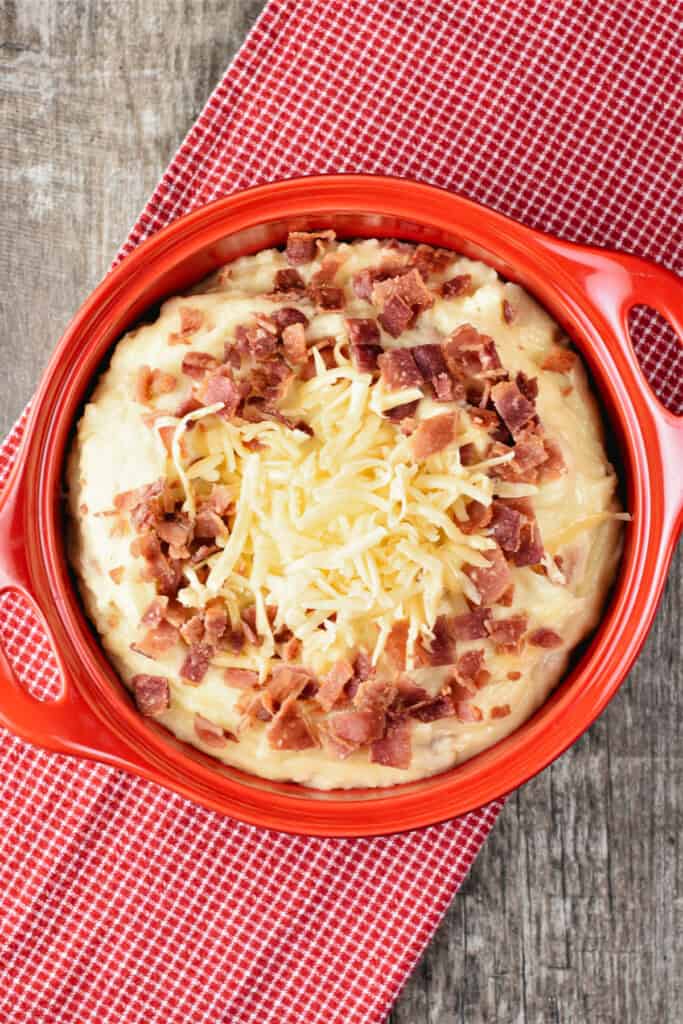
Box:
xmin=1 ymin=3 xmax=680 ymax=1022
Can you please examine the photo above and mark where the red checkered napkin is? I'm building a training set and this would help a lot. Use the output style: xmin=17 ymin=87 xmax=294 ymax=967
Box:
xmin=1 ymin=2 xmax=681 ymax=1022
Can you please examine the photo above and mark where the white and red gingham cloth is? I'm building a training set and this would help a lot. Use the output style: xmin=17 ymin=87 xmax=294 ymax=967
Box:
xmin=1 ymin=2 xmax=681 ymax=1022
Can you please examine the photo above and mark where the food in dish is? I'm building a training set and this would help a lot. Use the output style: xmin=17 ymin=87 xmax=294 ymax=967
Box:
xmin=67 ymin=232 xmax=625 ymax=788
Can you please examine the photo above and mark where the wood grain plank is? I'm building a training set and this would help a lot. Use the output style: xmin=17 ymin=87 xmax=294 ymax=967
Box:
xmin=1 ymin=4 xmax=681 ymax=1023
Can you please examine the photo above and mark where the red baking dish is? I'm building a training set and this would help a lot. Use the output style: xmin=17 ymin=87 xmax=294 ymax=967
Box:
xmin=0 ymin=175 xmax=680 ymax=836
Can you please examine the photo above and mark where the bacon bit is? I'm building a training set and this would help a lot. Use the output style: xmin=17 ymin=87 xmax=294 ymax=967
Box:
xmin=281 ymin=637 xmax=301 ymax=661
xmin=238 ymin=692 xmax=273 ymax=724
xmin=309 ymin=282 xmax=344 ymax=311
xmin=383 ymin=399 xmax=419 ymax=423
xmin=378 ymin=349 xmax=422 ymax=389
xmin=271 ymin=307 xmax=309 ymax=334
xmin=282 ymin=322 xmax=308 ymax=364
xmin=486 ymin=614 xmax=528 ymax=653
xmin=250 ymin=354 xmax=294 ymax=403
xmin=131 ymin=674 xmax=169 ymax=716
xmin=415 ymin=616 xmax=454 ymax=667
xmin=141 ymin=597 xmax=169 ymax=627
xmin=411 ymin=411 xmax=458 ymax=460
xmin=204 ymin=603 xmax=228 ymax=645
xmin=181 ymin=351 xmax=219 ymax=380
xmin=502 ymin=299 xmax=515 ymax=324
xmin=316 ymin=659 xmax=354 ymax=712
xmin=376 ymin=295 xmax=411 ymax=337
xmin=135 ymin=366 xmax=153 ymax=403
xmin=168 ymin=332 xmax=189 ymax=346
xmin=204 ymin=485 xmax=232 ymax=515
xmin=327 ymin=708 xmax=385 ymax=753
xmin=156 ymin=425 xmax=176 ymax=456
xmin=371 ymin=717 xmax=412 ymax=769
xmin=192 ymin=509 xmax=224 ymax=540
xmin=441 ymin=274 xmax=473 ymax=298
xmin=497 ymin=584 xmax=515 ymax=607
xmin=515 ymin=371 xmax=539 ymax=403
xmin=394 ymin=677 xmax=430 ymax=707
xmin=285 ymin=229 xmax=334 ymax=266
xmin=512 ymin=518 xmax=544 ymax=567
xmin=466 ymin=544 xmax=512 ymax=604
xmin=456 ymin=499 xmax=493 ymax=535
xmin=134 ymin=620 xmax=180 ymax=659
xmin=411 ymin=343 xmax=446 ymax=380
xmin=491 ymin=704 xmax=511 ymax=719
xmin=454 ymin=648 xmax=486 ymax=684
xmin=109 ymin=566 xmax=124 ymax=584
xmin=350 ymin=342 xmax=383 ymax=373
xmin=180 ymin=615 xmax=205 ymax=646
xmin=220 ymin=628 xmax=245 ymax=654
xmin=384 ymin=619 xmax=409 ymax=670
xmin=455 ymin=702 xmax=483 ymax=723
xmin=235 ymin=320 xmax=279 ymax=361
xmin=266 ymin=697 xmax=317 ymax=750
xmin=449 ymin=606 xmax=492 ymax=641
xmin=434 ymin=373 xmax=459 ymax=402
xmin=490 ymin=381 xmax=537 ymax=438
xmin=411 ymin=244 xmax=452 ymax=275
xmin=156 ymin=514 xmax=194 ymax=550
xmin=507 ymin=670 xmax=522 ymax=680
xmin=354 ymin=677 xmax=397 ymax=714
xmin=459 ymin=442 xmax=479 ymax=466
xmin=199 ymin=368 xmax=244 ymax=417
xmin=224 ymin=667 xmax=259 ymax=689
xmin=528 ymin=628 xmax=563 ymax=648
xmin=194 ymin=713 xmax=236 ymax=747
xmin=346 ymin=318 xmax=381 ymax=346
xmin=353 ymin=650 xmax=373 ymax=684
xmin=180 ymin=643 xmax=214 ymax=684
xmin=267 ymin=666 xmax=316 ymax=707
xmin=352 ymin=268 xmax=383 ymax=300
xmin=410 ymin=695 xmax=456 ymax=722
xmin=175 ymin=394 xmax=204 ymax=418
xmin=443 ymin=324 xmax=504 ymax=381
xmin=134 ymin=534 xmax=181 ymax=597
xmin=541 ymin=345 xmax=576 ymax=373
xmin=488 ymin=502 xmax=522 ymax=553
xmin=274 ymin=268 xmax=305 ymax=292
xmin=179 ymin=306 xmax=204 ymax=335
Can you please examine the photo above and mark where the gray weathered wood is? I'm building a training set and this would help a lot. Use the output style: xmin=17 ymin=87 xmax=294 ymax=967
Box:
xmin=1 ymin=4 xmax=680 ymax=1022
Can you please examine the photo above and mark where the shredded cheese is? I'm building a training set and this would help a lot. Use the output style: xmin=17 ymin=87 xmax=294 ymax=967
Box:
xmin=165 ymin=353 xmax=508 ymax=675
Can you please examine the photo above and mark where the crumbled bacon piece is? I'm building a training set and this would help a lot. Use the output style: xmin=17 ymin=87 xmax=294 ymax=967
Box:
xmin=412 ymin=343 xmax=447 ymax=381
xmin=434 ymin=373 xmax=459 ymax=402
xmin=411 ymin=411 xmax=458 ymax=459
xmin=285 ymin=229 xmax=335 ymax=266
xmin=466 ymin=544 xmax=512 ymax=604
xmin=453 ymin=648 xmax=486 ymax=684
xmin=206 ymin=484 xmax=232 ymax=515
xmin=486 ymin=614 xmax=528 ymax=653
xmin=180 ymin=643 xmax=213 ymax=684
xmin=133 ymin=533 xmax=181 ymax=597
xmin=180 ymin=615 xmax=205 ymax=646
xmin=490 ymin=381 xmax=536 ymax=438
xmin=194 ymin=713 xmax=236 ymax=747
xmin=346 ymin=318 xmax=381 ymax=346
xmin=327 ymin=708 xmax=385 ymax=753
xmin=224 ymin=667 xmax=259 ymax=689
xmin=515 ymin=371 xmax=538 ymax=403
xmin=350 ymin=343 xmax=383 ymax=373
xmin=109 ymin=566 xmax=124 ymax=584
xmin=384 ymin=399 xmax=419 ymax=422
xmin=541 ymin=345 xmax=576 ymax=373
xmin=235 ymin=320 xmax=279 ymax=361
xmin=412 ymin=244 xmax=452 ymax=275
xmin=134 ymin=620 xmax=180 ymax=659
xmin=394 ymin=677 xmax=431 ymax=708
xmin=250 ymin=354 xmax=294 ymax=403
xmin=384 ymin=619 xmax=409 ymax=670
xmin=443 ymin=324 xmax=503 ymax=381
xmin=174 ymin=394 xmax=203 ymax=418
xmin=488 ymin=502 xmax=522 ymax=553
xmin=199 ymin=368 xmax=244 ymax=416
xmin=378 ymin=348 xmax=423 ymax=389
xmin=491 ymin=704 xmax=511 ymax=719
xmin=352 ymin=268 xmax=382 ymax=300
xmin=415 ymin=615 xmax=455 ymax=667
xmin=135 ymin=366 xmax=177 ymax=404
xmin=459 ymin=442 xmax=479 ymax=466
xmin=279 ymin=322 xmax=306 ymax=365
xmin=410 ymin=695 xmax=456 ymax=722
xmin=131 ymin=674 xmax=169 ymax=716
xmin=181 ymin=351 xmax=218 ymax=380
xmin=456 ymin=499 xmax=492 ymax=535
xmin=266 ymin=697 xmax=317 ymax=750
xmin=449 ymin=606 xmax=491 ymax=641
xmin=540 ymin=437 xmax=567 ymax=480
xmin=193 ymin=509 xmax=225 ymax=540
xmin=376 ymin=292 xmax=417 ymax=337
xmin=179 ymin=306 xmax=204 ymax=335
xmin=314 ymin=660 xmax=352 ymax=712
xmin=512 ymin=517 xmax=544 ymax=567
xmin=274 ymin=268 xmax=306 ymax=292
xmin=271 ymin=306 xmax=308 ymax=333
xmin=267 ymin=666 xmax=316 ymax=707
xmin=528 ymin=628 xmax=563 ymax=648
xmin=497 ymin=584 xmax=515 ymax=607
xmin=156 ymin=514 xmax=194 ymax=551
xmin=203 ymin=603 xmax=227 ymax=645
xmin=354 ymin=677 xmax=397 ymax=714
xmin=441 ymin=274 xmax=473 ymax=298
xmin=502 ymin=299 xmax=515 ymax=324
xmin=507 ymin=670 xmax=522 ymax=680
xmin=370 ymin=717 xmax=412 ymax=769
xmin=141 ymin=597 xmax=169 ymax=628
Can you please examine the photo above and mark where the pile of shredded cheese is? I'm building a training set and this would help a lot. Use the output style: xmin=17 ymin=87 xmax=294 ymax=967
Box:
xmin=153 ymin=345 xmax=534 ymax=678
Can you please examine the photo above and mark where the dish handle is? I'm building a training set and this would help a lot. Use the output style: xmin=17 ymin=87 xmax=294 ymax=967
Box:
xmin=0 ymin=459 xmax=148 ymax=771
xmin=544 ymin=241 xmax=683 ymax=537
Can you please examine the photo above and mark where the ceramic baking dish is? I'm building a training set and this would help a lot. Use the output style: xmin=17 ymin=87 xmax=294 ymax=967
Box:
xmin=0 ymin=175 xmax=680 ymax=836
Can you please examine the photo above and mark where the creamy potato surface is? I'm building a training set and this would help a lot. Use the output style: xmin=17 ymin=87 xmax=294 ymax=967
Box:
xmin=67 ymin=235 xmax=623 ymax=788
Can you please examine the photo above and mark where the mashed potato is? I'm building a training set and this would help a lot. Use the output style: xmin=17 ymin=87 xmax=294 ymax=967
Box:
xmin=67 ymin=235 xmax=624 ymax=789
